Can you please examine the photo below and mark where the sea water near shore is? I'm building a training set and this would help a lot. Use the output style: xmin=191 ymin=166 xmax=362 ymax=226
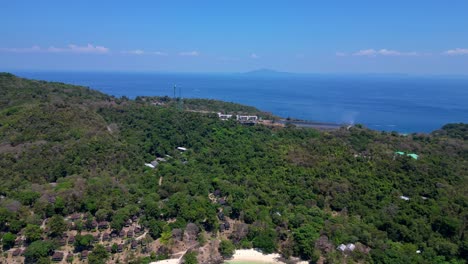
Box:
xmin=12 ymin=71 xmax=468 ymax=133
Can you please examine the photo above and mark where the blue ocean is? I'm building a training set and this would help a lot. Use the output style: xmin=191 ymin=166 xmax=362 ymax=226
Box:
xmin=12 ymin=71 xmax=468 ymax=133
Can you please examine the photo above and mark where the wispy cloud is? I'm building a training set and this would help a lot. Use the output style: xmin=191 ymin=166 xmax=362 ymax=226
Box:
xmin=179 ymin=51 xmax=199 ymax=56
xmin=121 ymin=49 xmax=168 ymax=56
xmin=250 ymin=53 xmax=259 ymax=59
xmin=122 ymin=49 xmax=145 ymax=55
xmin=0 ymin=44 xmax=109 ymax=54
xmin=335 ymin=52 xmax=347 ymax=57
xmin=444 ymin=48 xmax=468 ymax=55
xmin=352 ymin=49 xmax=420 ymax=57
xmin=0 ymin=45 xmax=41 ymax=53
xmin=54 ymin=44 xmax=109 ymax=54
xmin=152 ymin=51 xmax=168 ymax=56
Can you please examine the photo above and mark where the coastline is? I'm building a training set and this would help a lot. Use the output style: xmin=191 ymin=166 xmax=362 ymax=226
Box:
xmin=11 ymin=71 xmax=467 ymax=133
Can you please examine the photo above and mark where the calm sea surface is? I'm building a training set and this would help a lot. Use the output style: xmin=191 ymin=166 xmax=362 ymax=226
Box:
xmin=12 ymin=72 xmax=468 ymax=133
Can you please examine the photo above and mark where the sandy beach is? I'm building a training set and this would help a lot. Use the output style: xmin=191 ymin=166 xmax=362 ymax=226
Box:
xmin=224 ymin=249 xmax=284 ymax=264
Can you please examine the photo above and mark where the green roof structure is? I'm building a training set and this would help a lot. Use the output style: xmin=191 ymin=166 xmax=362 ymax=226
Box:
xmin=407 ymin=153 xmax=419 ymax=160
xmin=395 ymin=151 xmax=405 ymax=155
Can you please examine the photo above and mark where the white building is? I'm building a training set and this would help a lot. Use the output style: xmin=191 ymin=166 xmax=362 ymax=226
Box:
xmin=399 ymin=196 xmax=410 ymax=201
xmin=217 ymin=113 xmax=233 ymax=120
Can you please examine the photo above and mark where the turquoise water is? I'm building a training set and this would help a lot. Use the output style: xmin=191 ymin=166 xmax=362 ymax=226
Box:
xmin=12 ymin=71 xmax=468 ymax=133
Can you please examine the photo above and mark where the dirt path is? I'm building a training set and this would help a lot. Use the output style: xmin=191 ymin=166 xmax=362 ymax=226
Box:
xmin=135 ymin=231 xmax=148 ymax=241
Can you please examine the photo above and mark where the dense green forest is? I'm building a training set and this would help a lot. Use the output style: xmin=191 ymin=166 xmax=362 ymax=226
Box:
xmin=0 ymin=73 xmax=466 ymax=263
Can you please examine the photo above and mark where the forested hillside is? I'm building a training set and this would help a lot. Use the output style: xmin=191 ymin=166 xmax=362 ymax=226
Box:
xmin=0 ymin=73 xmax=466 ymax=264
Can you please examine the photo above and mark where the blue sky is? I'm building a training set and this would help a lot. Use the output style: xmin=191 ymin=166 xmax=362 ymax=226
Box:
xmin=1 ymin=0 xmax=468 ymax=74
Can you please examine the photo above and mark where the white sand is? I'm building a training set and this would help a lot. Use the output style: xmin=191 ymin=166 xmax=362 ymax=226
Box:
xmin=225 ymin=249 xmax=285 ymax=263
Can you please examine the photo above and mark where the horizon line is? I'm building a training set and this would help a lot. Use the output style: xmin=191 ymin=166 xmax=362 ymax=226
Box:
xmin=3 ymin=69 xmax=468 ymax=78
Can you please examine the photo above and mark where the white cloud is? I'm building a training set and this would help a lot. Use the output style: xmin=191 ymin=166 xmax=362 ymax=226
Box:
xmin=124 ymin=49 xmax=145 ymax=55
xmin=250 ymin=53 xmax=259 ymax=59
xmin=444 ymin=48 xmax=468 ymax=55
xmin=48 ymin=44 xmax=109 ymax=54
xmin=179 ymin=51 xmax=199 ymax=56
xmin=121 ymin=50 xmax=168 ymax=56
xmin=0 ymin=45 xmax=41 ymax=53
xmin=353 ymin=49 xmax=378 ymax=56
xmin=353 ymin=49 xmax=419 ymax=57
xmin=0 ymin=44 xmax=109 ymax=54
xmin=152 ymin=51 xmax=168 ymax=56
xmin=68 ymin=44 xmax=109 ymax=54
xmin=335 ymin=52 xmax=347 ymax=57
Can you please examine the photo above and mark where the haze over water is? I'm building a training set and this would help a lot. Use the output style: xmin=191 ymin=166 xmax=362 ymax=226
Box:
xmin=14 ymin=71 xmax=468 ymax=133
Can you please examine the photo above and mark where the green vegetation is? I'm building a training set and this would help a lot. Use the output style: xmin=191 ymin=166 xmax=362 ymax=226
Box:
xmin=24 ymin=240 xmax=55 ymax=263
xmin=88 ymin=244 xmax=109 ymax=264
xmin=1 ymin=232 xmax=16 ymax=249
xmin=183 ymin=251 xmax=198 ymax=264
xmin=74 ymin=234 xmax=94 ymax=252
xmin=136 ymin=95 xmax=273 ymax=118
xmin=219 ymin=239 xmax=236 ymax=258
xmin=0 ymin=73 xmax=466 ymax=263
xmin=24 ymin=224 xmax=43 ymax=242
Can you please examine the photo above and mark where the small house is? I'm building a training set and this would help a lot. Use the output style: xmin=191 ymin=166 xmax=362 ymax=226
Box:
xmin=337 ymin=243 xmax=356 ymax=252
xmin=103 ymin=232 xmax=110 ymax=241
xmin=119 ymin=230 xmax=126 ymax=237
xmin=347 ymin=243 xmax=356 ymax=251
xmin=134 ymin=227 xmax=141 ymax=235
xmin=217 ymin=212 xmax=225 ymax=220
xmin=69 ymin=213 xmax=81 ymax=222
xmin=117 ymin=244 xmax=124 ymax=253
xmin=337 ymin=244 xmax=347 ymax=252
xmin=177 ymin=147 xmax=187 ymax=151
xmin=98 ymin=221 xmax=109 ymax=229
xmin=127 ymin=230 xmax=134 ymax=238
xmin=58 ymin=238 xmax=67 ymax=246
xmin=218 ymin=113 xmax=233 ymax=120
xmin=131 ymin=240 xmax=138 ymax=249
xmin=52 ymin=251 xmax=64 ymax=262
xmin=81 ymin=250 xmax=89 ymax=260
xmin=68 ymin=235 xmax=75 ymax=244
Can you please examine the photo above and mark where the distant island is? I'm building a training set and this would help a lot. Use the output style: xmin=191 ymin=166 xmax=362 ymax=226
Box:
xmin=0 ymin=73 xmax=466 ymax=264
